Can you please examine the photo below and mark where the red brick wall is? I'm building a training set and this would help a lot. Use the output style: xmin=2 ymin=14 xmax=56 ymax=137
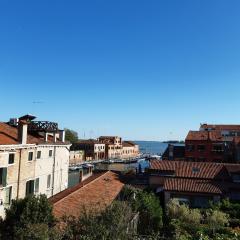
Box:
xmin=185 ymin=140 xmax=226 ymax=162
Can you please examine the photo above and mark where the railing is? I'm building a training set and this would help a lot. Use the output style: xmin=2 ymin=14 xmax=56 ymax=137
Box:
xmin=28 ymin=121 xmax=58 ymax=132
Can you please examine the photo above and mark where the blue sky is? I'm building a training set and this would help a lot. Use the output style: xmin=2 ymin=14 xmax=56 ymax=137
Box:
xmin=0 ymin=0 xmax=240 ymax=140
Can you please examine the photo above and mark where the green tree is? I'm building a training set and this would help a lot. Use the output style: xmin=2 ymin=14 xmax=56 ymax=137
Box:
xmin=167 ymin=199 xmax=201 ymax=226
xmin=206 ymin=210 xmax=229 ymax=234
xmin=1 ymin=194 xmax=55 ymax=240
xmin=121 ymin=186 xmax=163 ymax=235
xmin=65 ymin=128 xmax=78 ymax=143
xmin=61 ymin=201 xmax=135 ymax=240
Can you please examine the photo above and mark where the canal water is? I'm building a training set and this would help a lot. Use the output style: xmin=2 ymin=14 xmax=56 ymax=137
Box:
xmin=68 ymin=159 xmax=149 ymax=188
xmin=68 ymin=141 xmax=167 ymax=188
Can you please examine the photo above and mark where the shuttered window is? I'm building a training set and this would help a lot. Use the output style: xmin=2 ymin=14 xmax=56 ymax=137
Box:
xmin=47 ymin=175 xmax=51 ymax=189
xmin=8 ymin=153 xmax=15 ymax=164
xmin=5 ymin=186 xmax=12 ymax=205
xmin=35 ymin=178 xmax=39 ymax=193
xmin=26 ymin=180 xmax=35 ymax=196
xmin=37 ymin=151 xmax=41 ymax=159
xmin=28 ymin=152 xmax=33 ymax=161
xmin=0 ymin=168 xmax=7 ymax=187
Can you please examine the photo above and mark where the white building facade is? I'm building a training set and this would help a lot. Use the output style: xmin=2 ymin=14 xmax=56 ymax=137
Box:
xmin=0 ymin=115 xmax=70 ymax=218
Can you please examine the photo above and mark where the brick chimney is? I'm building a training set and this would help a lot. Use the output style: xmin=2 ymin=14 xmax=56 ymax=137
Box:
xmin=18 ymin=120 xmax=28 ymax=145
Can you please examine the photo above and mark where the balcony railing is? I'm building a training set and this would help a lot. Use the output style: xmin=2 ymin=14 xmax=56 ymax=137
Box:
xmin=28 ymin=121 xmax=58 ymax=133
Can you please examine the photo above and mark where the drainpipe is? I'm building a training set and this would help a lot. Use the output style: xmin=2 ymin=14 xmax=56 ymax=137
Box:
xmin=17 ymin=149 xmax=22 ymax=199
xmin=51 ymin=146 xmax=56 ymax=197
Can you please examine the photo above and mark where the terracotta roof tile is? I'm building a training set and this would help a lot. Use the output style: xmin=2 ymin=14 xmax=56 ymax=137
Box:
xmin=201 ymin=124 xmax=240 ymax=131
xmin=186 ymin=131 xmax=209 ymax=141
xmin=149 ymin=160 xmax=240 ymax=179
xmin=50 ymin=171 xmax=125 ymax=219
xmin=0 ymin=122 xmax=68 ymax=145
xmin=163 ymin=178 xmax=222 ymax=194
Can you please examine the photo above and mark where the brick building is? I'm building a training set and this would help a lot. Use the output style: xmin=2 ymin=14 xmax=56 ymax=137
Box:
xmin=185 ymin=124 xmax=240 ymax=163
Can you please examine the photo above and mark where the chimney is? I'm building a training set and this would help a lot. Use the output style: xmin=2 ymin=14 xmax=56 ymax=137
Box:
xmin=59 ymin=130 xmax=65 ymax=142
xmin=53 ymin=133 xmax=57 ymax=142
xmin=18 ymin=120 xmax=28 ymax=145
xmin=44 ymin=132 xmax=48 ymax=142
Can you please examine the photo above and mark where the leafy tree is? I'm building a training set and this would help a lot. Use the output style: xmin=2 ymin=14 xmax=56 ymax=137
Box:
xmin=1 ymin=194 xmax=55 ymax=240
xmin=121 ymin=185 xmax=163 ymax=235
xmin=65 ymin=128 xmax=78 ymax=143
xmin=60 ymin=201 xmax=135 ymax=240
xmin=167 ymin=199 xmax=201 ymax=226
xmin=210 ymin=199 xmax=240 ymax=228
xmin=206 ymin=210 xmax=229 ymax=234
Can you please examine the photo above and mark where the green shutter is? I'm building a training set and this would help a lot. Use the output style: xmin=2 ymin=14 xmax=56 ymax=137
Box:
xmin=30 ymin=180 xmax=34 ymax=195
xmin=26 ymin=180 xmax=34 ymax=196
xmin=2 ymin=168 xmax=7 ymax=187
xmin=35 ymin=178 xmax=39 ymax=193
xmin=26 ymin=181 xmax=30 ymax=196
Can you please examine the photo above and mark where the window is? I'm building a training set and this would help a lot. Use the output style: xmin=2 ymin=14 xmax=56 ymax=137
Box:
xmin=35 ymin=178 xmax=39 ymax=193
xmin=192 ymin=167 xmax=200 ymax=173
xmin=47 ymin=174 xmax=51 ymax=189
xmin=186 ymin=144 xmax=195 ymax=152
xmin=197 ymin=145 xmax=205 ymax=151
xmin=5 ymin=186 xmax=12 ymax=205
xmin=26 ymin=180 xmax=35 ymax=196
xmin=49 ymin=150 xmax=53 ymax=157
xmin=28 ymin=152 xmax=33 ymax=161
xmin=37 ymin=151 xmax=41 ymax=159
xmin=8 ymin=153 xmax=15 ymax=164
xmin=212 ymin=145 xmax=223 ymax=152
xmin=232 ymin=174 xmax=240 ymax=183
xmin=0 ymin=168 xmax=7 ymax=187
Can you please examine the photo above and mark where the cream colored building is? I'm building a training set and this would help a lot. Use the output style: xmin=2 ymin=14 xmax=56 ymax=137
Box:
xmin=69 ymin=150 xmax=84 ymax=165
xmin=122 ymin=141 xmax=140 ymax=159
xmin=0 ymin=115 xmax=71 ymax=218
xmin=99 ymin=136 xmax=123 ymax=159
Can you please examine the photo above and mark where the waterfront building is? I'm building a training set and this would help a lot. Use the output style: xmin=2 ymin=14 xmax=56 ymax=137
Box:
xmin=122 ymin=141 xmax=140 ymax=159
xmin=148 ymin=160 xmax=240 ymax=208
xmin=69 ymin=150 xmax=85 ymax=165
xmin=185 ymin=124 xmax=240 ymax=163
xmin=99 ymin=136 xmax=123 ymax=159
xmin=71 ymin=139 xmax=105 ymax=161
xmin=0 ymin=114 xmax=70 ymax=218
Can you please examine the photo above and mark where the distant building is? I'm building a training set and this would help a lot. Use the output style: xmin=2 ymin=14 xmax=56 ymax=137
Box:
xmin=122 ymin=141 xmax=139 ymax=159
xmin=71 ymin=140 xmax=105 ymax=161
xmin=162 ymin=143 xmax=185 ymax=161
xmin=0 ymin=115 xmax=70 ymax=218
xmin=149 ymin=160 xmax=240 ymax=208
xmin=185 ymin=124 xmax=240 ymax=163
xmin=69 ymin=150 xmax=85 ymax=165
xmin=99 ymin=136 xmax=123 ymax=159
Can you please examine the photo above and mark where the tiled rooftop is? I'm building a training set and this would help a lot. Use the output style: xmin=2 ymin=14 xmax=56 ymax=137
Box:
xmin=149 ymin=160 xmax=240 ymax=179
xmin=200 ymin=124 xmax=240 ymax=131
xmin=163 ymin=177 xmax=222 ymax=194
xmin=50 ymin=171 xmax=125 ymax=219
xmin=0 ymin=122 xmax=68 ymax=145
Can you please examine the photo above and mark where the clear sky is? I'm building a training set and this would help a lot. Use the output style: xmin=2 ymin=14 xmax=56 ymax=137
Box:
xmin=0 ymin=0 xmax=240 ymax=141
